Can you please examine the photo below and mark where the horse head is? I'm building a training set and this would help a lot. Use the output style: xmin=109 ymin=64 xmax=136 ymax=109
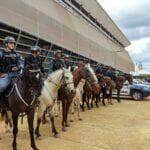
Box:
xmin=125 ymin=74 xmax=133 ymax=84
xmin=47 ymin=68 xmax=75 ymax=97
xmin=82 ymin=64 xmax=100 ymax=94
xmin=62 ymin=68 xmax=76 ymax=96
xmin=82 ymin=64 xmax=98 ymax=84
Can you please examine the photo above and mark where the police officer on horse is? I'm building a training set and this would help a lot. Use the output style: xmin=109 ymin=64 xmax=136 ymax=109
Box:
xmin=51 ymin=50 xmax=65 ymax=71
xmin=24 ymin=46 xmax=44 ymax=96
xmin=25 ymin=46 xmax=45 ymax=74
xmin=0 ymin=36 xmax=23 ymax=99
xmin=64 ymin=54 xmax=74 ymax=71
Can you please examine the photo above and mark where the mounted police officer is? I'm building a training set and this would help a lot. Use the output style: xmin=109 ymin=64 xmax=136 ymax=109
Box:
xmin=63 ymin=54 xmax=74 ymax=71
xmin=105 ymin=66 xmax=113 ymax=78
xmin=25 ymin=46 xmax=45 ymax=74
xmin=24 ymin=46 xmax=44 ymax=96
xmin=51 ymin=50 xmax=65 ymax=71
xmin=0 ymin=36 xmax=23 ymax=99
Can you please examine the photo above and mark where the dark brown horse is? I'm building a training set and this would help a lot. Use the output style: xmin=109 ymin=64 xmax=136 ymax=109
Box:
xmin=59 ymin=64 xmax=99 ymax=131
xmin=82 ymin=81 xmax=100 ymax=110
xmin=100 ymin=76 xmax=116 ymax=106
xmin=0 ymin=68 xmax=42 ymax=150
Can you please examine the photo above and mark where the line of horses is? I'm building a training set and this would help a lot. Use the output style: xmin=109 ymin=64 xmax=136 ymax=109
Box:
xmin=0 ymin=63 xmax=133 ymax=150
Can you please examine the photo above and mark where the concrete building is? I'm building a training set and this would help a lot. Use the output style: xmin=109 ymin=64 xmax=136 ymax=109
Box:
xmin=0 ymin=0 xmax=134 ymax=73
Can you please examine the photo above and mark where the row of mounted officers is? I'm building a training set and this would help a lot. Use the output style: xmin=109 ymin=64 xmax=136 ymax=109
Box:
xmin=0 ymin=36 xmax=121 ymax=95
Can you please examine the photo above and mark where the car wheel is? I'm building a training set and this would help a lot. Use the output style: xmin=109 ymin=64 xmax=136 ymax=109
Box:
xmin=132 ymin=91 xmax=143 ymax=100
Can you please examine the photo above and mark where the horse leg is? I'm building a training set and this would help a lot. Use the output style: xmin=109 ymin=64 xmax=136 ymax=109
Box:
xmin=12 ymin=112 xmax=19 ymax=150
xmin=27 ymin=109 xmax=38 ymax=150
xmin=110 ymin=90 xmax=114 ymax=105
xmin=49 ymin=113 xmax=59 ymax=138
xmin=5 ymin=111 xmax=12 ymax=133
xmin=42 ymin=110 xmax=48 ymax=124
xmin=35 ymin=117 xmax=42 ymax=138
xmin=81 ymin=94 xmax=85 ymax=111
xmin=102 ymin=91 xmax=106 ymax=106
xmin=117 ymin=89 xmax=121 ymax=102
xmin=77 ymin=100 xmax=82 ymax=121
xmin=86 ymin=96 xmax=91 ymax=110
xmin=91 ymin=95 xmax=94 ymax=108
xmin=95 ymin=94 xmax=99 ymax=108
xmin=65 ymin=101 xmax=72 ymax=127
xmin=70 ymin=102 xmax=74 ymax=122
xmin=62 ymin=100 xmax=67 ymax=132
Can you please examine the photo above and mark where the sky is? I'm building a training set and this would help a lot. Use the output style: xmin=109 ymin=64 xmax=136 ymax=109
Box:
xmin=98 ymin=0 xmax=150 ymax=74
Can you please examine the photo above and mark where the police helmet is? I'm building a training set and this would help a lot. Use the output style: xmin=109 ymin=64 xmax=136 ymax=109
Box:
xmin=64 ymin=54 xmax=70 ymax=58
xmin=30 ymin=46 xmax=41 ymax=52
xmin=4 ymin=36 xmax=16 ymax=44
xmin=55 ymin=50 xmax=62 ymax=55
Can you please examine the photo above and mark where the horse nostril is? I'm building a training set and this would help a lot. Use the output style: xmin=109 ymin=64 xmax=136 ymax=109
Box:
xmin=71 ymin=90 xmax=75 ymax=94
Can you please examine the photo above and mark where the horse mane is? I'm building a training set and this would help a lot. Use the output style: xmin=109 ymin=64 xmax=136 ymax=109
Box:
xmin=47 ymin=69 xmax=63 ymax=79
xmin=85 ymin=64 xmax=98 ymax=82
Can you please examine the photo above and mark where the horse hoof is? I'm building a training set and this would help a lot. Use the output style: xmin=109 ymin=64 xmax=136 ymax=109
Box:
xmin=70 ymin=119 xmax=74 ymax=122
xmin=54 ymin=134 xmax=60 ymax=138
xmin=36 ymin=136 xmax=42 ymax=140
xmin=31 ymin=144 xmax=39 ymax=150
xmin=32 ymin=147 xmax=39 ymax=150
xmin=66 ymin=124 xmax=70 ymax=127
xmin=62 ymin=127 xmax=67 ymax=132
xmin=79 ymin=118 xmax=82 ymax=121
xmin=96 ymin=106 xmax=99 ymax=108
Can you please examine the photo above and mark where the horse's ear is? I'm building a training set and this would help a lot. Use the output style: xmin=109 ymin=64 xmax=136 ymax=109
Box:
xmin=87 ymin=63 xmax=90 ymax=67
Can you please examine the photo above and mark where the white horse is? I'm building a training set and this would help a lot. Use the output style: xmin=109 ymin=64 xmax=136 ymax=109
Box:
xmin=35 ymin=68 xmax=75 ymax=138
xmin=69 ymin=79 xmax=85 ymax=122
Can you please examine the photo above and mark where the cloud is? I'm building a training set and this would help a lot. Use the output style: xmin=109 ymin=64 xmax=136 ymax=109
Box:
xmin=127 ymin=37 xmax=150 ymax=71
xmin=98 ymin=0 xmax=150 ymax=73
xmin=98 ymin=0 xmax=150 ymax=40
xmin=123 ymin=26 xmax=150 ymax=40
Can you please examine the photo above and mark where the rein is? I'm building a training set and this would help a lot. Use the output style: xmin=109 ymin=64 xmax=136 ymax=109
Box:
xmin=14 ymin=83 xmax=36 ymax=107
xmin=47 ymin=77 xmax=62 ymax=88
xmin=48 ymin=76 xmax=74 ymax=87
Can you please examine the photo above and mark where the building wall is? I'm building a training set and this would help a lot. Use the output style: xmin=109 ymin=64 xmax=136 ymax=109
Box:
xmin=0 ymin=0 xmax=134 ymax=73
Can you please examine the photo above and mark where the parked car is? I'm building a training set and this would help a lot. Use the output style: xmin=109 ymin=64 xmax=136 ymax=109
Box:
xmin=113 ymin=81 xmax=150 ymax=100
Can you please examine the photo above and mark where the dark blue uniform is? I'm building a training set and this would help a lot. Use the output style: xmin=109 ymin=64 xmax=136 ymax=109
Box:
xmin=24 ymin=55 xmax=44 ymax=73
xmin=51 ymin=59 xmax=65 ymax=71
xmin=0 ymin=49 xmax=22 ymax=93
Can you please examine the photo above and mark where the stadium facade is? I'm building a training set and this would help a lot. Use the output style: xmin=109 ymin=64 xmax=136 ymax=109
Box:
xmin=0 ymin=0 xmax=134 ymax=73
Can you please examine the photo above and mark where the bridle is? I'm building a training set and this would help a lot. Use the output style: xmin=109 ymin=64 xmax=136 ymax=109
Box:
xmin=47 ymin=76 xmax=63 ymax=89
xmin=47 ymin=72 xmax=74 ymax=88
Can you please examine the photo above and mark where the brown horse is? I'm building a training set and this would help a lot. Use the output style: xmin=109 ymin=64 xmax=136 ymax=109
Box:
xmin=59 ymin=64 xmax=99 ymax=131
xmin=0 ymin=68 xmax=42 ymax=150
xmin=115 ymin=74 xmax=133 ymax=102
xmin=100 ymin=76 xmax=116 ymax=106
xmin=81 ymin=81 xmax=100 ymax=110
